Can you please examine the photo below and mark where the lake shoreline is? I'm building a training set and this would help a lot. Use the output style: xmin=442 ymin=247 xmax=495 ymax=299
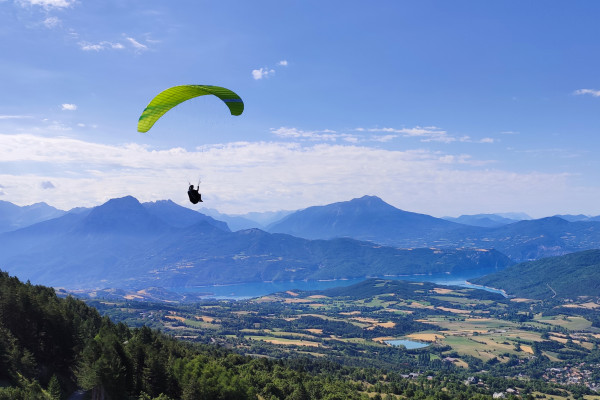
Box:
xmin=171 ymin=270 xmax=508 ymax=300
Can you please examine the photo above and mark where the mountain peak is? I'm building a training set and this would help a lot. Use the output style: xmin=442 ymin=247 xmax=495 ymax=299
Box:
xmin=79 ymin=196 xmax=168 ymax=235
xmin=267 ymin=195 xmax=456 ymax=242
xmin=142 ymin=199 xmax=230 ymax=231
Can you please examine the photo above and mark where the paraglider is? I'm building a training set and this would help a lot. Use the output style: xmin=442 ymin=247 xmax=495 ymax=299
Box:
xmin=137 ymin=84 xmax=244 ymax=133
xmin=188 ymin=184 xmax=202 ymax=204
xmin=138 ymin=84 xmax=244 ymax=204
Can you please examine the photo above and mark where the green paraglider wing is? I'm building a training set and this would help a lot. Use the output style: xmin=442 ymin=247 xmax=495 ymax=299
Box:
xmin=137 ymin=85 xmax=244 ymax=133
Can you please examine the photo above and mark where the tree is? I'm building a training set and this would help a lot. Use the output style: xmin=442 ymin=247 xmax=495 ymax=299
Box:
xmin=47 ymin=374 xmax=62 ymax=400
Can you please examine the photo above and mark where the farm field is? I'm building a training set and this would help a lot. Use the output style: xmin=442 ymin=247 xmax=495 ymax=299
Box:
xmin=87 ymin=279 xmax=599 ymax=364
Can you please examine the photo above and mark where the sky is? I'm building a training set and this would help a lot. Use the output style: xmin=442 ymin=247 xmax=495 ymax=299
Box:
xmin=2 ymin=1 xmax=600 ymax=218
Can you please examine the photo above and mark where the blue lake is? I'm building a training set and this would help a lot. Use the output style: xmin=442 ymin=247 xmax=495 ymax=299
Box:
xmin=385 ymin=339 xmax=429 ymax=349
xmin=171 ymin=269 xmax=507 ymax=300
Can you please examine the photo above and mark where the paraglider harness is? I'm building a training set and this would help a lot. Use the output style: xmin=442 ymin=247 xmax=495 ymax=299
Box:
xmin=188 ymin=183 xmax=203 ymax=204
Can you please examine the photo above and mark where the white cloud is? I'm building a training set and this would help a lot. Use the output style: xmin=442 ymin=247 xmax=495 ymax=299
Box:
xmin=0 ymin=115 xmax=32 ymax=120
xmin=253 ymin=59 xmax=289 ymax=80
xmin=370 ymin=134 xmax=397 ymax=143
xmin=78 ymin=34 xmax=148 ymax=52
xmin=252 ymin=68 xmax=275 ymax=80
xmin=43 ymin=16 xmax=61 ymax=28
xmin=61 ymin=103 xmax=77 ymax=111
xmin=573 ymin=89 xmax=600 ymax=97
xmin=368 ymin=126 xmax=454 ymax=143
xmin=17 ymin=0 xmax=76 ymax=8
xmin=365 ymin=126 xmax=495 ymax=144
xmin=271 ymin=127 xmax=354 ymax=142
xmin=0 ymin=132 xmax=595 ymax=218
xmin=78 ymin=41 xmax=125 ymax=51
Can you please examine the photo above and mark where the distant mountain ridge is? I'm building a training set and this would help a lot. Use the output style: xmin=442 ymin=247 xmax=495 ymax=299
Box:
xmin=0 ymin=196 xmax=512 ymax=289
xmin=442 ymin=213 xmax=523 ymax=227
xmin=201 ymin=207 xmax=293 ymax=231
xmin=267 ymin=196 xmax=600 ymax=261
xmin=0 ymin=200 xmax=66 ymax=233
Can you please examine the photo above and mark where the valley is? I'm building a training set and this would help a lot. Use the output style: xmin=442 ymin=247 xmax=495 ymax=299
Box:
xmin=86 ymin=278 xmax=600 ymax=397
xmin=3 ymin=196 xmax=600 ymax=398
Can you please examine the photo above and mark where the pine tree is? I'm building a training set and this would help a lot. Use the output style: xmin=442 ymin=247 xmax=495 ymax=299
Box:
xmin=47 ymin=374 xmax=62 ymax=400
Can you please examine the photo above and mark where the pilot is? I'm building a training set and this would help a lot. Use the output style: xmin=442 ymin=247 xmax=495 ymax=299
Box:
xmin=187 ymin=184 xmax=203 ymax=204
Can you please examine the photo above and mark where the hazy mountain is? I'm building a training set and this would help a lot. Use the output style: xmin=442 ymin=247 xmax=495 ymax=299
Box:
xmin=201 ymin=208 xmax=294 ymax=231
xmin=471 ymin=249 xmax=600 ymax=299
xmin=267 ymin=195 xmax=462 ymax=243
xmin=495 ymin=212 xmax=531 ymax=220
xmin=446 ymin=217 xmax=600 ymax=261
xmin=142 ymin=200 xmax=230 ymax=231
xmin=0 ymin=196 xmax=512 ymax=289
xmin=552 ymin=214 xmax=592 ymax=222
xmin=241 ymin=210 xmax=294 ymax=226
xmin=200 ymin=208 xmax=264 ymax=230
xmin=442 ymin=213 xmax=521 ymax=227
xmin=267 ymin=196 xmax=600 ymax=262
xmin=0 ymin=200 xmax=66 ymax=233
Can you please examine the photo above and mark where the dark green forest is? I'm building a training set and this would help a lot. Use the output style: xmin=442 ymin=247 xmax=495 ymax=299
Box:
xmin=0 ymin=270 xmax=372 ymax=399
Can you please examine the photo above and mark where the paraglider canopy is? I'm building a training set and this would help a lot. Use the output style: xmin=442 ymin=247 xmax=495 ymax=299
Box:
xmin=137 ymin=85 xmax=244 ymax=133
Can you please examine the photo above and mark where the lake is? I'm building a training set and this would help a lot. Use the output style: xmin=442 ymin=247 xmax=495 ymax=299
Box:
xmin=171 ymin=269 xmax=507 ymax=300
xmin=385 ymin=339 xmax=429 ymax=349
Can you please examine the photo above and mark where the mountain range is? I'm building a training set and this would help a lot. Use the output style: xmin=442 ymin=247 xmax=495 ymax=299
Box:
xmin=266 ymin=195 xmax=600 ymax=261
xmin=3 ymin=195 xmax=600 ymax=291
xmin=442 ymin=213 xmax=524 ymax=228
xmin=0 ymin=196 xmax=511 ymax=290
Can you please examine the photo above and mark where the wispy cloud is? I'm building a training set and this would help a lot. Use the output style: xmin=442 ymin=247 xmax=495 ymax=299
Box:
xmin=43 ymin=16 xmax=61 ymax=28
xmin=61 ymin=103 xmax=77 ymax=111
xmin=573 ymin=89 xmax=600 ymax=97
xmin=17 ymin=0 xmax=76 ymax=9
xmin=0 ymin=115 xmax=32 ymax=120
xmin=271 ymin=127 xmax=355 ymax=142
xmin=78 ymin=41 xmax=125 ymax=51
xmin=125 ymin=36 xmax=148 ymax=52
xmin=362 ymin=126 xmax=495 ymax=144
xmin=76 ymin=34 xmax=150 ymax=52
xmin=362 ymin=126 xmax=453 ymax=143
xmin=278 ymin=60 xmax=288 ymax=66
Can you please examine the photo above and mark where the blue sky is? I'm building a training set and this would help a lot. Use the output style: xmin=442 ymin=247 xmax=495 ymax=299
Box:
xmin=2 ymin=0 xmax=600 ymax=217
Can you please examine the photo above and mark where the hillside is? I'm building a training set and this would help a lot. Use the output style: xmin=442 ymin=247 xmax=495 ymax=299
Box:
xmin=0 ymin=270 xmax=376 ymax=399
xmin=471 ymin=249 xmax=600 ymax=299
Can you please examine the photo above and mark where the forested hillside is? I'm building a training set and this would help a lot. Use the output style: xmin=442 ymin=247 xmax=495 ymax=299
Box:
xmin=471 ymin=249 xmax=600 ymax=299
xmin=0 ymin=270 xmax=369 ymax=399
